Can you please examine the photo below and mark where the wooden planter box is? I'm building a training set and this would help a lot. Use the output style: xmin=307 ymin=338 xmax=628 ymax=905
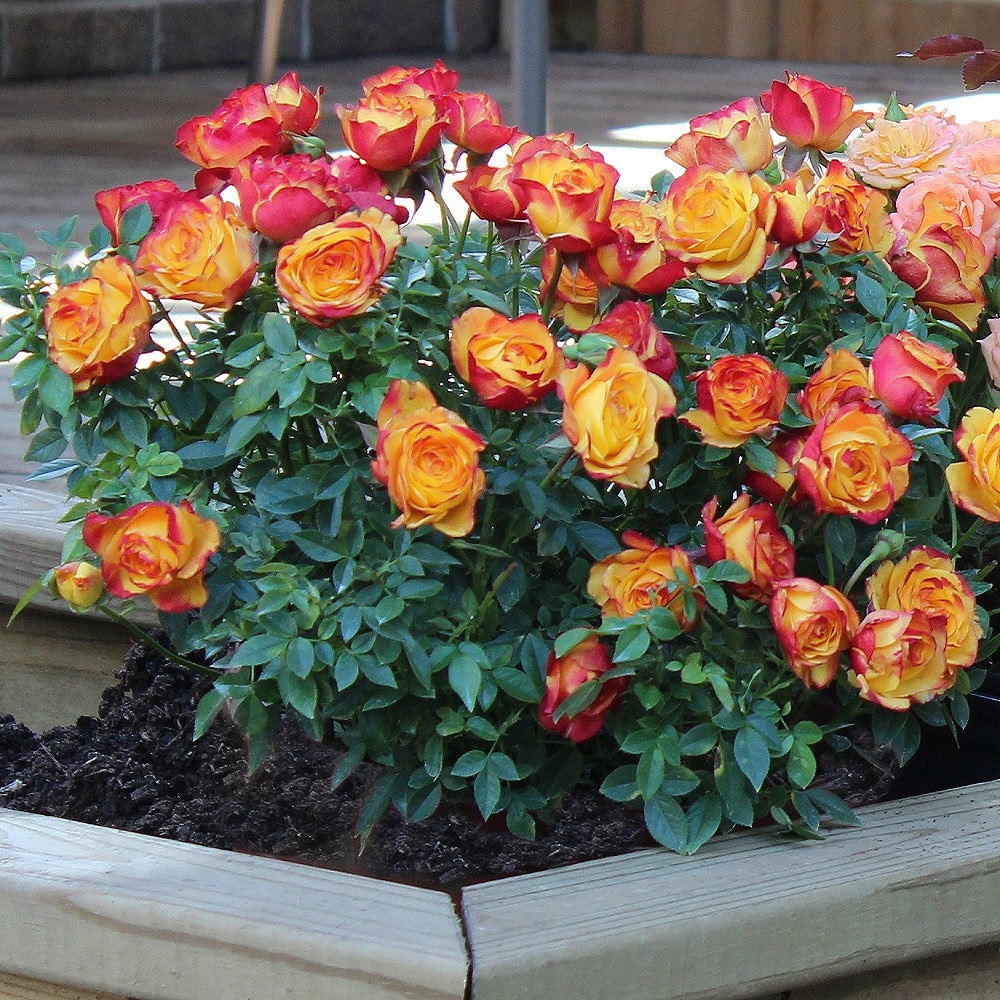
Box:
xmin=3 ymin=483 xmax=1000 ymax=1000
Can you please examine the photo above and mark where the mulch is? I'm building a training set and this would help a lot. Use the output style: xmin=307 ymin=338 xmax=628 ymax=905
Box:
xmin=0 ymin=641 xmax=652 ymax=888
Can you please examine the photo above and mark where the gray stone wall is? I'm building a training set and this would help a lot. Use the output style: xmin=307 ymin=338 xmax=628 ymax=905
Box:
xmin=0 ymin=0 xmax=500 ymax=80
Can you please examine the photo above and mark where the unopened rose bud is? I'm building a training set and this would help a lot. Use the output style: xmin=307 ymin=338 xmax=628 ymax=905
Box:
xmin=52 ymin=562 xmax=104 ymax=609
xmin=290 ymin=133 xmax=328 ymax=158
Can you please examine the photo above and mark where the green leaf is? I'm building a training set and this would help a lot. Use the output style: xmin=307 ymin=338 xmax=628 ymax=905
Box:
xmin=25 ymin=428 xmax=68 ymax=463
xmin=599 ymin=764 xmax=640 ymax=802
xmin=118 ymin=202 xmax=153 ymax=245
xmin=855 ymin=271 xmax=888 ymax=320
xmin=448 ymin=653 xmax=482 ymax=711
xmin=474 ymin=764 xmax=503 ymax=818
xmin=279 ymin=669 xmax=318 ymax=718
xmin=554 ymin=628 xmax=591 ymax=658
xmin=452 ymin=749 xmax=487 ymax=777
xmin=193 ymin=688 xmax=226 ymax=740
xmin=261 ymin=313 xmax=298 ymax=356
xmin=679 ymin=723 xmax=718 ymax=756
xmin=228 ymin=632 xmax=287 ymax=668
xmin=551 ymin=677 xmax=600 ymax=722
xmin=493 ymin=666 xmax=542 ymax=702
xmin=232 ymin=357 xmax=282 ymax=417
xmin=285 ymin=636 xmax=315 ymax=678
xmin=734 ymin=724 xmax=771 ymax=791
xmin=643 ymin=791 xmax=687 ymax=852
xmin=37 ymin=363 xmax=74 ymax=415
xmin=613 ymin=624 xmax=650 ymax=663
xmin=786 ymin=738 xmax=817 ymax=789
xmin=683 ymin=793 xmax=722 ymax=854
xmin=715 ymin=743 xmax=754 ymax=827
xmin=804 ymin=787 xmax=861 ymax=827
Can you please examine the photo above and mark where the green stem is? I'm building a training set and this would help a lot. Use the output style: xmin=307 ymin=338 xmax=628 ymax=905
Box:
xmin=541 ymin=249 xmax=563 ymax=325
xmin=540 ymin=447 xmax=575 ymax=490
xmin=100 ymin=605 xmax=219 ymax=677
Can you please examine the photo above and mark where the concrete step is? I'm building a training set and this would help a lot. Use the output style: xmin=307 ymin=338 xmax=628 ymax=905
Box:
xmin=0 ymin=0 xmax=500 ymax=81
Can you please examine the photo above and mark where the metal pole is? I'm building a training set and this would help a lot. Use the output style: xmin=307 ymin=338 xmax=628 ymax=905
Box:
xmin=511 ymin=0 xmax=548 ymax=136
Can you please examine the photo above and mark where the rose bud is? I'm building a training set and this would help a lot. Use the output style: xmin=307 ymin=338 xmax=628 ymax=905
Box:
xmin=797 ymin=347 xmax=872 ymax=423
xmin=586 ymin=301 xmax=677 ymax=382
xmin=870 ymin=331 xmax=964 ymax=425
xmin=442 ymin=90 xmax=517 ymax=156
xmin=52 ymin=561 xmax=104 ymax=610
xmin=538 ymin=634 xmax=627 ymax=742
xmin=665 ymin=96 xmax=774 ymax=173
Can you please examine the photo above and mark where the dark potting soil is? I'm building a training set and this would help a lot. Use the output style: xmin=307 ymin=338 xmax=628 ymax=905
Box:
xmin=0 ymin=641 xmax=900 ymax=888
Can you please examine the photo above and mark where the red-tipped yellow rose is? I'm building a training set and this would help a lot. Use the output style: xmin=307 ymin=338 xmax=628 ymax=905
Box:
xmin=870 ymin=332 xmax=963 ymax=425
xmin=82 ymin=500 xmax=220 ymax=613
xmin=586 ymin=301 xmax=677 ymax=382
xmin=135 ymin=195 xmax=256 ymax=309
xmin=810 ymin=158 xmax=894 ymax=256
xmin=796 ymin=402 xmax=912 ymax=524
xmin=945 ymin=406 xmax=1000 ymax=522
xmin=848 ymin=609 xmax=953 ymax=710
xmin=558 ymin=347 xmax=676 ymax=488
xmin=450 ymin=307 xmax=565 ymax=410
xmin=538 ymin=634 xmax=626 ymax=742
xmin=680 ymin=354 xmax=788 ymax=449
xmin=44 ymin=256 xmax=152 ymax=393
xmin=94 ymin=179 xmax=188 ymax=246
xmin=760 ymin=73 xmax=871 ymax=152
xmin=770 ymin=578 xmax=860 ymax=689
xmin=665 ymin=96 xmax=774 ymax=172
xmin=798 ymin=347 xmax=872 ymax=423
xmin=866 ymin=547 xmax=981 ymax=670
xmin=702 ymin=495 xmax=795 ymax=603
xmin=658 ymin=166 xmax=775 ymax=284
xmin=371 ymin=380 xmax=486 ymax=538
xmin=52 ymin=561 xmax=104 ymax=610
xmin=275 ymin=207 xmax=402 ymax=325
xmin=587 ymin=530 xmax=704 ymax=630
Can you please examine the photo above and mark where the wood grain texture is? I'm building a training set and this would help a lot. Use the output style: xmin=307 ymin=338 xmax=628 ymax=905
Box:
xmin=0 ymin=972 xmax=125 ymax=1000
xmin=0 ymin=809 xmax=469 ymax=1000
xmin=0 ymin=602 xmax=127 ymax=728
xmin=462 ymin=780 xmax=1000 ymax=1000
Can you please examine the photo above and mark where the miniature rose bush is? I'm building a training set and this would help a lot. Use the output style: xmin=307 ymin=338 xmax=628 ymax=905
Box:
xmin=4 ymin=56 xmax=1000 ymax=854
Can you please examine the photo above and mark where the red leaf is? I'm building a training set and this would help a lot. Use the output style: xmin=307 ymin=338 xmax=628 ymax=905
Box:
xmin=963 ymin=50 xmax=1000 ymax=90
xmin=899 ymin=34 xmax=985 ymax=59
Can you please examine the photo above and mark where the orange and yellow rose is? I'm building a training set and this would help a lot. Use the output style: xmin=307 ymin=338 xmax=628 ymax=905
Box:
xmin=680 ymin=354 xmax=788 ymax=449
xmin=945 ymin=406 xmax=1000 ymax=522
xmin=770 ymin=578 xmax=860 ymax=689
xmin=450 ymin=307 xmax=565 ymax=410
xmin=44 ymin=255 xmax=152 ymax=393
xmin=587 ymin=531 xmax=703 ymax=630
xmin=135 ymin=195 xmax=256 ymax=309
xmin=558 ymin=347 xmax=676 ymax=488
xmin=82 ymin=500 xmax=221 ymax=612
xmin=370 ymin=380 xmax=486 ymax=538
xmin=658 ymin=166 xmax=775 ymax=284
xmin=538 ymin=634 xmax=627 ymax=743
xmin=586 ymin=301 xmax=677 ymax=382
xmin=702 ymin=494 xmax=795 ymax=602
xmin=769 ymin=172 xmax=824 ymax=248
xmin=797 ymin=347 xmax=872 ymax=423
xmin=848 ymin=609 xmax=953 ymax=710
xmin=511 ymin=137 xmax=619 ymax=253
xmin=336 ymin=81 xmax=447 ymax=173
xmin=94 ymin=179 xmax=188 ymax=246
xmin=584 ymin=198 xmax=685 ymax=296
xmin=796 ymin=402 xmax=912 ymax=524
xmin=441 ymin=90 xmax=517 ymax=156
xmin=809 ymin=158 xmax=894 ymax=256
xmin=275 ymin=207 xmax=402 ymax=325
xmin=866 ymin=547 xmax=981 ymax=670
